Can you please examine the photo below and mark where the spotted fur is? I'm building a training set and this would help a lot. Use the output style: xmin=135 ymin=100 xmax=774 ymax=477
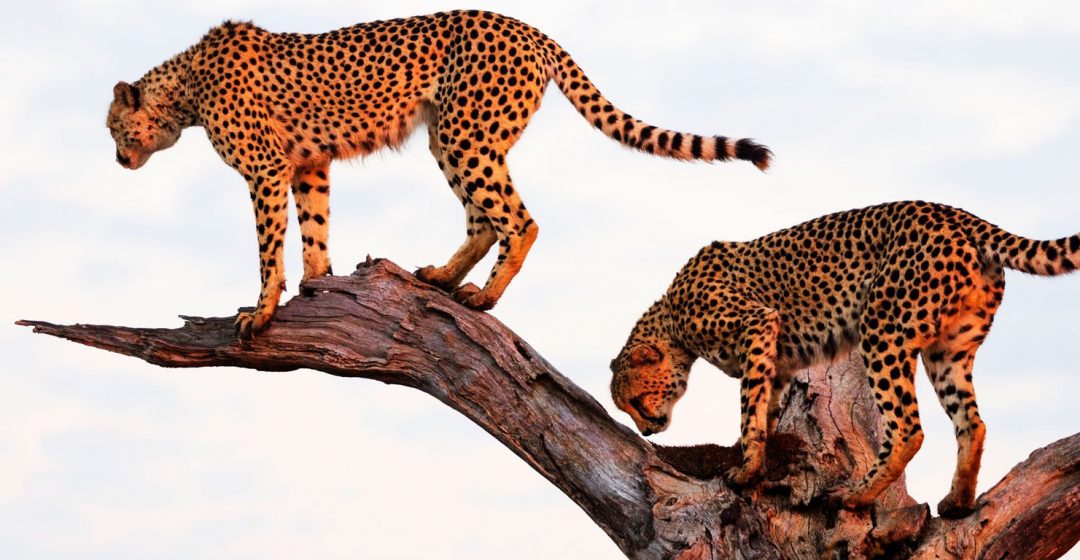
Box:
xmin=610 ymin=201 xmax=1079 ymax=517
xmin=105 ymin=10 xmax=771 ymax=336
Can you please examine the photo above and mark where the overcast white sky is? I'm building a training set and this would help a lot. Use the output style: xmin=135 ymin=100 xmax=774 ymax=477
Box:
xmin=3 ymin=1 xmax=1079 ymax=558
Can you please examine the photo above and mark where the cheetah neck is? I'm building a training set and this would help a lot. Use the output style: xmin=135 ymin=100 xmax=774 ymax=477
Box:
xmin=135 ymin=48 xmax=200 ymax=129
xmin=627 ymin=300 xmax=697 ymax=369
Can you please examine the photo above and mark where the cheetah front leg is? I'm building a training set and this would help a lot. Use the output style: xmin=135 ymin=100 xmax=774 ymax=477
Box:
xmin=767 ymin=369 xmax=795 ymax=436
xmin=235 ymin=165 xmax=292 ymax=338
xmin=292 ymin=164 xmax=333 ymax=290
xmin=728 ymin=307 xmax=781 ymax=486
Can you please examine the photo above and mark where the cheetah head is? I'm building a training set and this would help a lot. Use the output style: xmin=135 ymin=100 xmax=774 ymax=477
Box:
xmin=610 ymin=342 xmax=689 ymax=437
xmin=106 ymin=81 xmax=182 ymax=170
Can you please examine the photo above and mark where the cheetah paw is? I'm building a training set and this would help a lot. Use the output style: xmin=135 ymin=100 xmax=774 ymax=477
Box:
xmin=726 ymin=462 xmax=763 ymax=487
xmin=823 ymin=484 xmax=874 ymax=510
xmin=452 ymin=283 xmax=496 ymax=311
xmin=937 ymin=493 xmax=976 ymax=519
xmin=234 ymin=310 xmax=271 ymax=339
xmin=300 ymin=267 xmax=334 ymax=297
xmin=415 ymin=265 xmax=456 ymax=292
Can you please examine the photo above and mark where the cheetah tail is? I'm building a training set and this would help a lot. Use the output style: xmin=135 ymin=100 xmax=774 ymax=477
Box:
xmin=978 ymin=220 xmax=1080 ymax=276
xmin=537 ymin=35 xmax=772 ymax=171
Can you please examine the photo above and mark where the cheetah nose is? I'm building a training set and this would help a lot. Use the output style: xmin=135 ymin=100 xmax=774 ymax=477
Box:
xmin=642 ymin=428 xmax=654 ymax=437
xmin=116 ymin=150 xmax=131 ymax=166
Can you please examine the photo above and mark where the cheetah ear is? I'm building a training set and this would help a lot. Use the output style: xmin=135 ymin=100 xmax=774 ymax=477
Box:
xmin=113 ymin=81 xmax=140 ymax=110
xmin=627 ymin=344 xmax=661 ymax=366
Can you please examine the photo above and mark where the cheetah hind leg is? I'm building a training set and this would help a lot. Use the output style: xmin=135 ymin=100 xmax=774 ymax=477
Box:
xmin=292 ymin=163 xmax=333 ymax=296
xmin=454 ymin=208 xmax=538 ymax=311
xmin=415 ymin=207 xmax=497 ymax=293
xmin=923 ymin=344 xmax=986 ymax=518
xmin=826 ymin=344 xmax=925 ymax=509
xmin=414 ymin=124 xmax=499 ymax=293
xmin=441 ymin=153 xmax=537 ymax=311
xmin=925 ymin=258 xmax=1000 ymax=518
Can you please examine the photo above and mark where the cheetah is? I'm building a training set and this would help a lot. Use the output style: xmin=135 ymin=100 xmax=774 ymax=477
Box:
xmin=610 ymin=200 xmax=1079 ymax=517
xmin=105 ymin=10 xmax=771 ymax=337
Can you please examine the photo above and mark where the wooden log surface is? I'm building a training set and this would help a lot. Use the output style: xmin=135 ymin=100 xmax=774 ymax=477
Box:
xmin=18 ymin=258 xmax=1080 ymax=559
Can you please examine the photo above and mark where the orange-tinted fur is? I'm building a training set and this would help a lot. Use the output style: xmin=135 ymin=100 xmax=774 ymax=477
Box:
xmin=105 ymin=10 xmax=771 ymax=336
xmin=611 ymin=201 xmax=1079 ymax=517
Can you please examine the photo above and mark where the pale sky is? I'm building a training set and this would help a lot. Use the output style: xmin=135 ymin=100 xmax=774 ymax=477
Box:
xmin=3 ymin=1 xmax=1079 ymax=558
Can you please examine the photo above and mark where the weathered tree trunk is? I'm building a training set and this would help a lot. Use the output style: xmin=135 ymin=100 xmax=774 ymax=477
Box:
xmin=17 ymin=259 xmax=1080 ymax=559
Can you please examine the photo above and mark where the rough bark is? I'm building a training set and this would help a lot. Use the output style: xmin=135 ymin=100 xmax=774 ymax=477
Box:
xmin=17 ymin=258 xmax=1080 ymax=559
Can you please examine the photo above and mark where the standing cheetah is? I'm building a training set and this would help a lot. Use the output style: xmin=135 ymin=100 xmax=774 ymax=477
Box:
xmin=610 ymin=201 xmax=1078 ymax=517
xmin=105 ymin=10 xmax=771 ymax=337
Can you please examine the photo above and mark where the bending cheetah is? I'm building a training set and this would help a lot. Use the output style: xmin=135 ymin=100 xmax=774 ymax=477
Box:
xmin=105 ymin=10 xmax=771 ymax=337
xmin=610 ymin=201 xmax=1078 ymax=517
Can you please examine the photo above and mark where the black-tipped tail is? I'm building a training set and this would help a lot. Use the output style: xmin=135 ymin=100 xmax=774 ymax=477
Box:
xmin=538 ymin=34 xmax=772 ymax=171
xmin=734 ymin=139 xmax=772 ymax=171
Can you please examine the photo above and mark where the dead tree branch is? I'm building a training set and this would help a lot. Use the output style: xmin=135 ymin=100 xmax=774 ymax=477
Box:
xmin=17 ymin=259 xmax=1080 ymax=559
